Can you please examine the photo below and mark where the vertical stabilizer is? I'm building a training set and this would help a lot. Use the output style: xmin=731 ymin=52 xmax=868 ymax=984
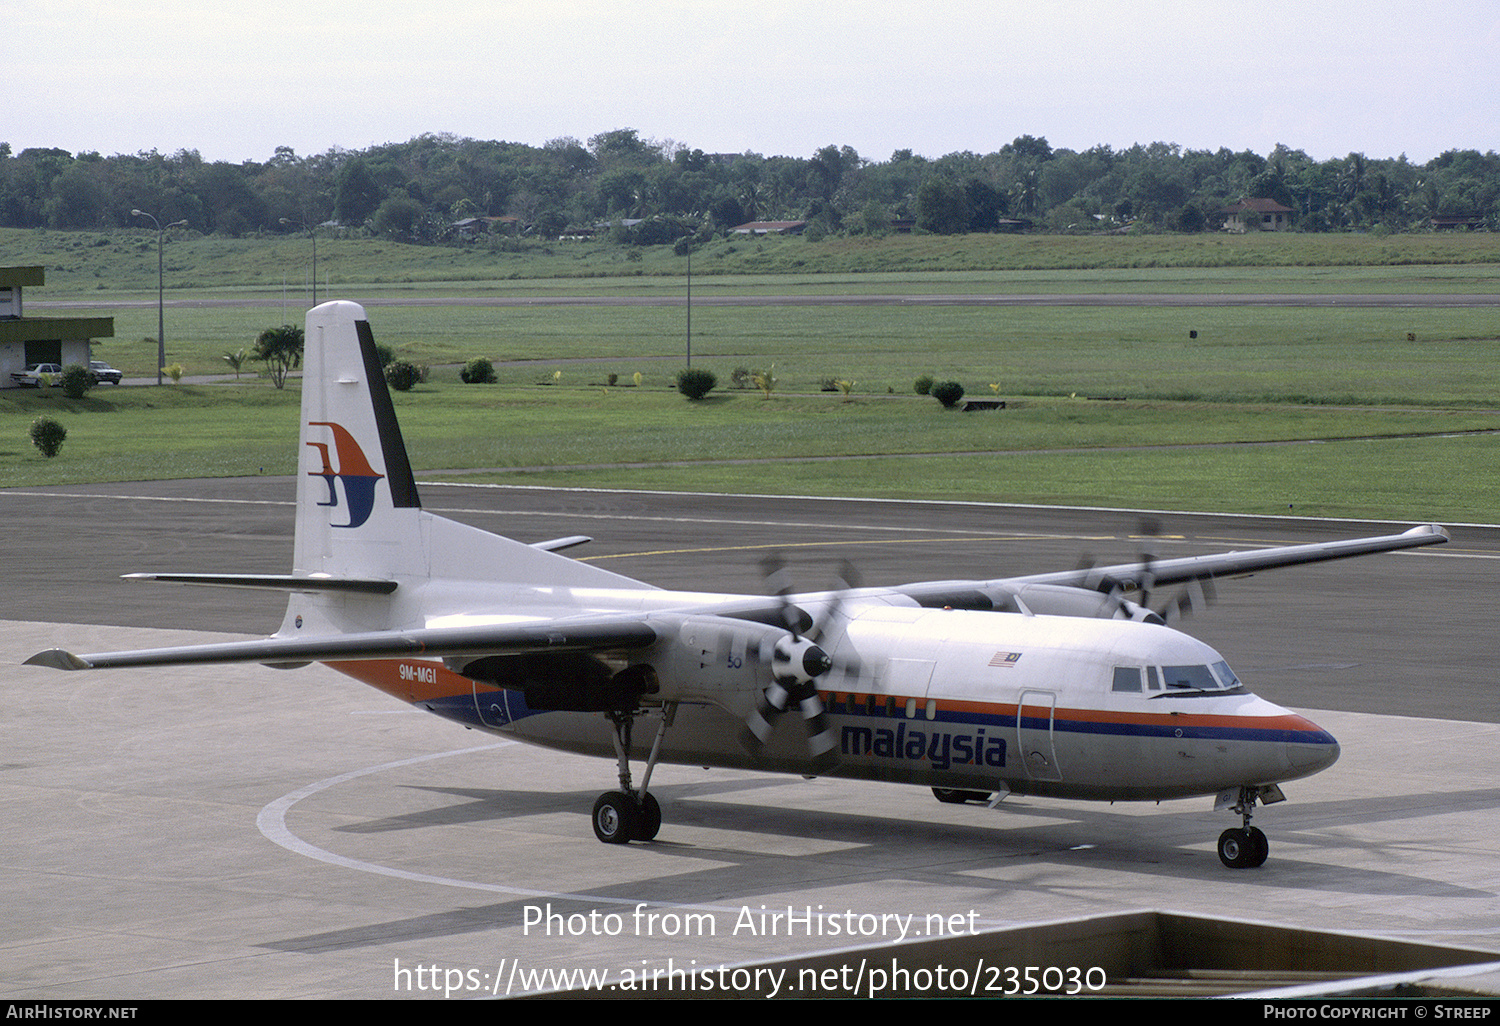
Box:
xmin=294 ymin=301 xmax=423 ymax=579
xmin=287 ymin=301 xmax=656 ymax=617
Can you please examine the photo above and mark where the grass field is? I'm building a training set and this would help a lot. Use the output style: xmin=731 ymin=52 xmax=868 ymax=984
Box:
xmin=11 ymin=227 xmax=1500 ymax=294
xmin=4 ymin=229 xmax=1497 ymax=522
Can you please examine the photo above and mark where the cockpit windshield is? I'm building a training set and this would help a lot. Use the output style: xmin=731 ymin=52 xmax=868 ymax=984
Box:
xmin=1161 ymin=664 xmax=1217 ymax=689
xmin=1111 ymin=660 xmax=1244 ymax=694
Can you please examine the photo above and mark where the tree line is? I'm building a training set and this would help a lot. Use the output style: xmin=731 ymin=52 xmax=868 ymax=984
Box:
xmin=2 ymin=130 xmax=1495 ymax=243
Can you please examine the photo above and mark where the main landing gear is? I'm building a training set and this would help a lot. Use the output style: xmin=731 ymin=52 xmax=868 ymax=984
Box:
xmin=592 ymin=704 xmax=675 ymax=844
xmin=1217 ymin=785 xmax=1272 ymax=869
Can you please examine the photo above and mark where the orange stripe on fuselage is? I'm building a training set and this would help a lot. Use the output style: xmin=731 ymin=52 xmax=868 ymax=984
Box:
xmin=325 ymin=658 xmax=495 ymax=705
xmin=823 ymin=692 xmax=1324 ymax=736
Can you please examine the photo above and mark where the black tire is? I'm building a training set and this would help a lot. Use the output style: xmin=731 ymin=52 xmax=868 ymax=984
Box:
xmin=1218 ymin=827 xmax=1259 ymax=868
xmin=593 ymin=791 xmax=637 ymax=844
xmin=932 ymin=787 xmax=989 ymax=804
xmin=635 ymin=793 xmax=661 ymax=842
xmin=1247 ymin=826 xmax=1269 ymax=868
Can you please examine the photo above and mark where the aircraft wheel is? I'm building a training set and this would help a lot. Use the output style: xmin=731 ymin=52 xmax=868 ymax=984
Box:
xmin=1247 ymin=826 xmax=1269 ymax=868
xmin=593 ymin=791 xmax=638 ymax=844
xmin=1217 ymin=827 xmax=1265 ymax=868
xmin=932 ymin=787 xmax=989 ymax=804
xmin=635 ymin=793 xmax=661 ymax=842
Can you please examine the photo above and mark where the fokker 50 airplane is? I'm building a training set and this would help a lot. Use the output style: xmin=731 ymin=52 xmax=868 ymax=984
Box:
xmin=27 ymin=302 xmax=1449 ymax=868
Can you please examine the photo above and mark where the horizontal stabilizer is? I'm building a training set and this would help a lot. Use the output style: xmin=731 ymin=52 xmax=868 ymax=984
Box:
xmin=123 ymin=573 xmax=397 ymax=595
xmin=531 ymin=536 xmax=592 ymax=553
xmin=25 ymin=616 xmax=659 ymax=671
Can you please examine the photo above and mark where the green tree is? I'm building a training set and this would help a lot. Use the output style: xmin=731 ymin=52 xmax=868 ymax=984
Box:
xmin=252 ymin=324 xmax=304 ymax=389
xmin=915 ymin=178 xmax=969 ymax=234
xmin=371 ymin=190 xmax=425 ymax=240
xmin=333 ymin=157 xmax=384 ymax=225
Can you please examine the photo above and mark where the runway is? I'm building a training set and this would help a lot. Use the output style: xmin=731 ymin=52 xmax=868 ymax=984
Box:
xmin=3 ymin=481 xmax=1498 ymax=998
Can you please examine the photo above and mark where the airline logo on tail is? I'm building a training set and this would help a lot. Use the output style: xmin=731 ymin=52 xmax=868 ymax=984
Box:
xmin=306 ymin=422 xmax=385 ymax=528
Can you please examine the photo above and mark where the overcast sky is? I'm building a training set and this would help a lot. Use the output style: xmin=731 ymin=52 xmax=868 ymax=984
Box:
xmin=9 ymin=1 xmax=1497 ymax=166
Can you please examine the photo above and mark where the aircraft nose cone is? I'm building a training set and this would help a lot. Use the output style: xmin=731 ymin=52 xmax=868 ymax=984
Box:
xmin=1285 ymin=716 xmax=1340 ymax=776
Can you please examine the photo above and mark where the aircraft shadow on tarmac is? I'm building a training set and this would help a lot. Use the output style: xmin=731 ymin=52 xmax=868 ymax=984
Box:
xmin=310 ymin=776 xmax=1495 ymax=903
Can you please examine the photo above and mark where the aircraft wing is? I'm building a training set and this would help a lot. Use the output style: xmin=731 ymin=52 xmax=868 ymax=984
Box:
xmin=25 ymin=616 xmax=659 ymax=671
xmin=892 ymin=523 xmax=1450 ymax=609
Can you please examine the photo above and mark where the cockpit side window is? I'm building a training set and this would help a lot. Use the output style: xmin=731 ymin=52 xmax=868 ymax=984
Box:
xmin=1112 ymin=666 xmax=1143 ymax=693
xmin=1211 ymin=660 xmax=1240 ymax=689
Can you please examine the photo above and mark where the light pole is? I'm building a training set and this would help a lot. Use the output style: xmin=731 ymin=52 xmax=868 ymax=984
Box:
xmin=685 ymin=239 xmax=692 ymax=368
xmin=132 ymin=209 xmax=188 ymax=385
xmin=280 ymin=217 xmax=319 ymax=307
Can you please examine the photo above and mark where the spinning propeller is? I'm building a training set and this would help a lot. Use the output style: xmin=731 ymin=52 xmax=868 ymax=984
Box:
xmin=740 ymin=555 xmax=862 ymax=771
xmin=1076 ymin=518 xmax=1217 ymax=624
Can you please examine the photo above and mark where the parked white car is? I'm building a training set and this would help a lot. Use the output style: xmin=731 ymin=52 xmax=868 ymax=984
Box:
xmin=11 ymin=363 xmax=62 ymax=387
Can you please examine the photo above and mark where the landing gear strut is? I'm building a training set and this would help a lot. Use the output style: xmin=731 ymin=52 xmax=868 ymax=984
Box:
xmin=1217 ymin=785 xmax=1270 ymax=869
xmin=593 ymin=704 xmax=674 ymax=844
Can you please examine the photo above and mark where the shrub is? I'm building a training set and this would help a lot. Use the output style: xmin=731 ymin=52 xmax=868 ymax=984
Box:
xmin=460 ymin=357 xmax=496 ymax=384
xmin=30 ymin=417 xmax=66 ymax=458
xmin=222 ymin=348 xmax=248 ymax=379
xmin=676 ymin=368 xmax=717 ymax=400
xmin=385 ymin=360 xmax=422 ymax=391
xmin=752 ymin=365 xmax=777 ymax=398
xmin=161 ymin=362 xmax=185 ymax=384
xmin=931 ymin=380 xmax=965 ymax=408
xmin=913 ymin=374 xmax=934 ymax=395
xmin=730 ymin=366 xmax=753 ymax=389
xmin=59 ymin=364 xmax=94 ymax=399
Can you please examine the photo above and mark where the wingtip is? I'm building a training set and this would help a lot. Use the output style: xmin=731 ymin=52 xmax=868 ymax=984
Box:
xmin=24 ymin=649 xmax=93 ymax=671
xmin=1404 ymin=523 xmax=1450 ymax=542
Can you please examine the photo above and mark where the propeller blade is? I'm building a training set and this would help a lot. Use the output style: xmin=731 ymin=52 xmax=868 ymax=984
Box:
xmin=1159 ymin=573 xmax=1217 ymax=623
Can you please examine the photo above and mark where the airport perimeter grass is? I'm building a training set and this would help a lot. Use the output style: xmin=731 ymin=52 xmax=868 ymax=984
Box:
xmin=6 ymin=230 xmax=1497 ymax=520
xmin=1 ymin=380 xmax=1495 ymax=522
xmin=13 ymin=227 xmax=1500 ymax=296
xmin=29 ymin=300 xmax=1500 ymax=408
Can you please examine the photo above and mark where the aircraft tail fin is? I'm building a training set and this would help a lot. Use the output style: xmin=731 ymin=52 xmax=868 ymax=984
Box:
xmin=293 ymin=301 xmax=420 ymax=578
xmin=284 ymin=302 xmax=652 ymax=636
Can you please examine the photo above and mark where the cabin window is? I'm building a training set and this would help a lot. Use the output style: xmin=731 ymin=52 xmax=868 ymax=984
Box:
xmin=1112 ymin=666 xmax=1143 ymax=692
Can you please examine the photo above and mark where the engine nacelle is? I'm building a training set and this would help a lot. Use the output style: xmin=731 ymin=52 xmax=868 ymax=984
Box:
xmin=1003 ymin=583 xmax=1164 ymax=624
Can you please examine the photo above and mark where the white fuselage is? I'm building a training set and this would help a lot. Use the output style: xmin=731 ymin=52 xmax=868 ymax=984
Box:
xmin=333 ymin=584 xmax=1340 ymax=805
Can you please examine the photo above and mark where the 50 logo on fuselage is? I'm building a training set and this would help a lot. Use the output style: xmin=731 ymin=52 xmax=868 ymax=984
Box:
xmin=306 ymin=421 xmax=385 ymax=528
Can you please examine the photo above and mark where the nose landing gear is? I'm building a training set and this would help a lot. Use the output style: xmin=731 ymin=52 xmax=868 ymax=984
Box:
xmin=1216 ymin=784 xmax=1279 ymax=868
xmin=1217 ymin=824 xmax=1269 ymax=868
